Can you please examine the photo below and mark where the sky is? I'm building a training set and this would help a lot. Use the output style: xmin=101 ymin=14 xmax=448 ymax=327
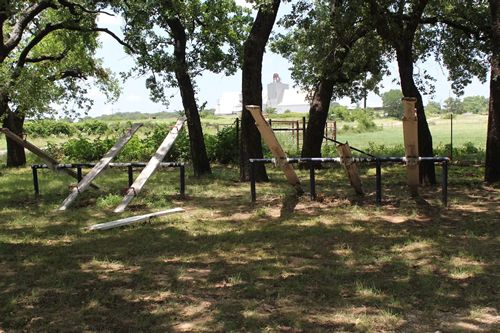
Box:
xmin=85 ymin=4 xmax=490 ymax=118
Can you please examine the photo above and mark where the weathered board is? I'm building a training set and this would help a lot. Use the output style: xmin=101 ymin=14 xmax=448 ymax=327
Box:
xmin=402 ymin=97 xmax=419 ymax=192
xmin=59 ymin=123 xmax=143 ymax=211
xmin=114 ymin=118 xmax=186 ymax=213
xmin=245 ymin=105 xmax=303 ymax=194
xmin=0 ymin=128 xmax=99 ymax=189
xmin=336 ymin=142 xmax=364 ymax=195
xmin=86 ymin=208 xmax=184 ymax=231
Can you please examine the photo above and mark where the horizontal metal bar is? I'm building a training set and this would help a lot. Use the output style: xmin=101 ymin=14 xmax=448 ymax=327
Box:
xmin=32 ymin=162 xmax=185 ymax=169
xmin=249 ymin=156 xmax=450 ymax=164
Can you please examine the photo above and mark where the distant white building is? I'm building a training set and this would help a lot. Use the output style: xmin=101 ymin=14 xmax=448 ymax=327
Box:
xmin=215 ymin=91 xmax=242 ymax=115
xmin=214 ymin=73 xmax=310 ymax=115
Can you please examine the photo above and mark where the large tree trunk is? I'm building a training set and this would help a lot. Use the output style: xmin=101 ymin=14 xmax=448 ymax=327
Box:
xmin=3 ymin=109 xmax=26 ymax=167
xmin=168 ymin=18 xmax=211 ymax=177
xmin=239 ymin=0 xmax=280 ymax=182
xmin=485 ymin=0 xmax=500 ymax=183
xmin=301 ymin=79 xmax=334 ymax=158
xmin=396 ymin=45 xmax=436 ymax=185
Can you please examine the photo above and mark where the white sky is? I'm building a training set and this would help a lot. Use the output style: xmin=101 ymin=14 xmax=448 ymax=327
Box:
xmin=85 ymin=4 xmax=489 ymax=118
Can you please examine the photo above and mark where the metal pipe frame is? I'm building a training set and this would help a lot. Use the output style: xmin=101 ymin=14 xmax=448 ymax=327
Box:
xmin=31 ymin=162 xmax=185 ymax=197
xmin=249 ymin=156 xmax=450 ymax=206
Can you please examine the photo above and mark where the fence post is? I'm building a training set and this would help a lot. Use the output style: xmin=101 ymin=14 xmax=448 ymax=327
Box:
xmin=235 ymin=117 xmax=239 ymax=144
xmin=442 ymin=160 xmax=448 ymax=206
xmin=180 ymin=165 xmax=186 ymax=198
xmin=376 ymin=159 xmax=382 ymax=206
xmin=127 ymin=165 xmax=134 ymax=187
xmin=250 ymin=162 xmax=256 ymax=202
xmin=309 ymin=162 xmax=316 ymax=200
xmin=32 ymin=166 xmax=39 ymax=195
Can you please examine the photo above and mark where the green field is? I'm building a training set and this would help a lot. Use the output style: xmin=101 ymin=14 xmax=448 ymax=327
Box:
xmin=0 ymin=113 xmax=488 ymax=154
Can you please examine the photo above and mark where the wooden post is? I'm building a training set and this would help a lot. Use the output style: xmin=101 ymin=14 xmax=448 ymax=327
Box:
xmin=114 ymin=118 xmax=186 ymax=213
xmin=336 ymin=142 xmax=364 ymax=195
xmin=58 ymin=123 xmax=143 ymax=211
xmin=86 ymin=208 xmax=184 ymax=231
xmin=402 ymin=97 xmax=419 ymax=193
xmin=0 ymin=128 xmax=99 ymax=189
xmin=296 ymin=120 xmax=299 ymax=152
xmin=245 ymin=105 xmax=303 ymax=195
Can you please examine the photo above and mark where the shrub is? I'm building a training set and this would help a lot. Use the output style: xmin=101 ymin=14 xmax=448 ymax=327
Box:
xmin=24 ymin=120 xmax=75 ymax=137
xmin=208 ymin=126 xmax=238 ymax=164
xmin=75 ymin=120 xmax=109 ymax=135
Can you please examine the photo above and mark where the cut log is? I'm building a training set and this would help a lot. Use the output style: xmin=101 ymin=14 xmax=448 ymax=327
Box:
xmin=402 ymin=98 xmax=419 ymax=193
xmin=245 ymin=105 xmax=303 ymax=194
xmin=336 ymin=142 xmax=364 ymax=195
xmin=0 ymin=128 xmax=99 ymax=189
xmin=114 ymin=118 xmax=186 ymax=213
xmin=59 ymin=123 xmax=143 ymax=211
xmin=86 ymin=208 xmax=184 ymax=231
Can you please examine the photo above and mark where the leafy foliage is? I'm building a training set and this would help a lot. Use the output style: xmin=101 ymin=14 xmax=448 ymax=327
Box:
xmin=381 ymin=89 xmax=404 ymax=118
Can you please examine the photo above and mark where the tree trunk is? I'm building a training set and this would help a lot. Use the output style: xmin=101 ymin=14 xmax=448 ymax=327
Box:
xmin=3 ymin=109 xmax=26 ymax=167
xmin=301 ymin=79 xmax=334 ymax=158
xmin=240 ymin=0 xmax=280 ymax=182
xmin=485 ymin=0 xmax=500 ymax=183
xmin=168 ymin=18 xmax=211 ymax=176
xmin=396 ymin=45 xmax=436 ymax=185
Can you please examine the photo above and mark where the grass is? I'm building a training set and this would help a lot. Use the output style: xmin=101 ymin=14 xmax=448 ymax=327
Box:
xmin=0 ymin=163 xmax=498 ymax=332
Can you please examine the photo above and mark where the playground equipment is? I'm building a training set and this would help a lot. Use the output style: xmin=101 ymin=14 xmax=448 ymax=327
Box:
xmin=246 ymin=105 xmax=303 ymax=195
xmin=114 ymin=118 xmax=186 ymax=213
xmin=59 ymin=123 xmax=143 ymax=210
xmin=248 ymin=157 xmax=449 ymax=206
xmin=31 ymin=162 xmax=185 ymax=197
xmin=246 ymin=99 xmax=450 ymax=206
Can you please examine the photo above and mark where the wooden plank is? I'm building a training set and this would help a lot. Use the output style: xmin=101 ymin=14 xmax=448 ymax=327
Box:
xmin=86 ymin=208 xmax=184 ymax=231
xmin=336 ymin=142 xmax=364 ymax=195
xmin=114 ymin=118 xmax=186 ymax=213
xmin=59 ymin=123 xmax=143 ymax=211
xmin=245 ymin=105 xmax=303 ymax=194
xmin=0 ymin=128 xmax=99 ymax=189
xmin=402 ymin=97 xmax=419 ymax=193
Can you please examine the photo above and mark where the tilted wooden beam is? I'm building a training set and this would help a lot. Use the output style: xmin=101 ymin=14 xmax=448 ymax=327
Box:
xmin=114 ymin=118 xmax=186 ymax=213
xmin=86 ymin=208 xmax=184 ymax=231
xmin=336 ymin=142 xmax=364 ymax=195
xmin=58 ymin=123 xmax=143 ymax=211
xmin=0 ymin=127 xmax=99 ymax=189
xmin=245 ymin=105 xmax=303 ymax=194
xmin=402 ymin=97 xmax=419 ymax=193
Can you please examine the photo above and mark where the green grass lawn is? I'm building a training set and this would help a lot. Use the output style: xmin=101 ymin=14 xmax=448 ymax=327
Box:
xmin=0 ymin=164 xmax=498 ymax=331
xmin=338 ymin=114 xmax=488 ymax=149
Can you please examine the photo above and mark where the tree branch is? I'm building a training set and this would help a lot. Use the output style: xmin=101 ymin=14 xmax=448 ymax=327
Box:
xmin=25 ymin=49 xmax=69 ymax=64
xmin=2 ymin=1 xmax=56 ymax=56
xmin=49 ymin=69 xmax=87 ymax=81
xmin=417 ymin=16 xmax=489 ymax=41
xmin=57 ymin=0 xmax=114 ymax=16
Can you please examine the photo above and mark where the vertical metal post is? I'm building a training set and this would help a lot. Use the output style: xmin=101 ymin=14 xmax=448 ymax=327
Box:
xmin=76 ymin=166 xmax=82 ymax=182
xmin=296 ymin=120 xmax=300 ymax=152
xmin=333 ymin=120 xmax=337 ymax=140
xmin=235 ymin=117 xmax=239 ymax=144
xmin=180 ymin=165 xmax=186 ymax=198
xmin=127 ymin=165 xmax=134 ymax=187
xmin=302 ymin=116 xmax=306 ymax=137
xmin=250 ymin=162 xmax=256 ymax=202
xmin=268 ymin=119 xmax=272 ymax=127
xmin=32 ymin=166 xmax=39 ymax=195
xmin=376 ymin=159 xmax=382 ymax=206
xmin=309 ymin=163 xmax=316 ymax=200
xmin=450 ymin=113 xmax=453 ymax=160
xmin=442 ymin=160 xmax=448 ymax=206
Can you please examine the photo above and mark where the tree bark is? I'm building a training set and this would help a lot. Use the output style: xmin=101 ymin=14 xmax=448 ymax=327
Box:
xmin=301 ymin=79 xmax=334 ymax=158
xmin=167 ymin=18 xmax=211 ymax=177
xmin=240 ymin=0 xmax=280 ymax=182
xmin=396 ymin=44 xmax=436 ymax=185
xmin=485 ymin=0 xmax=500 ymax=183
xmin=1 ymin=105 xmax=26 ymax=167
